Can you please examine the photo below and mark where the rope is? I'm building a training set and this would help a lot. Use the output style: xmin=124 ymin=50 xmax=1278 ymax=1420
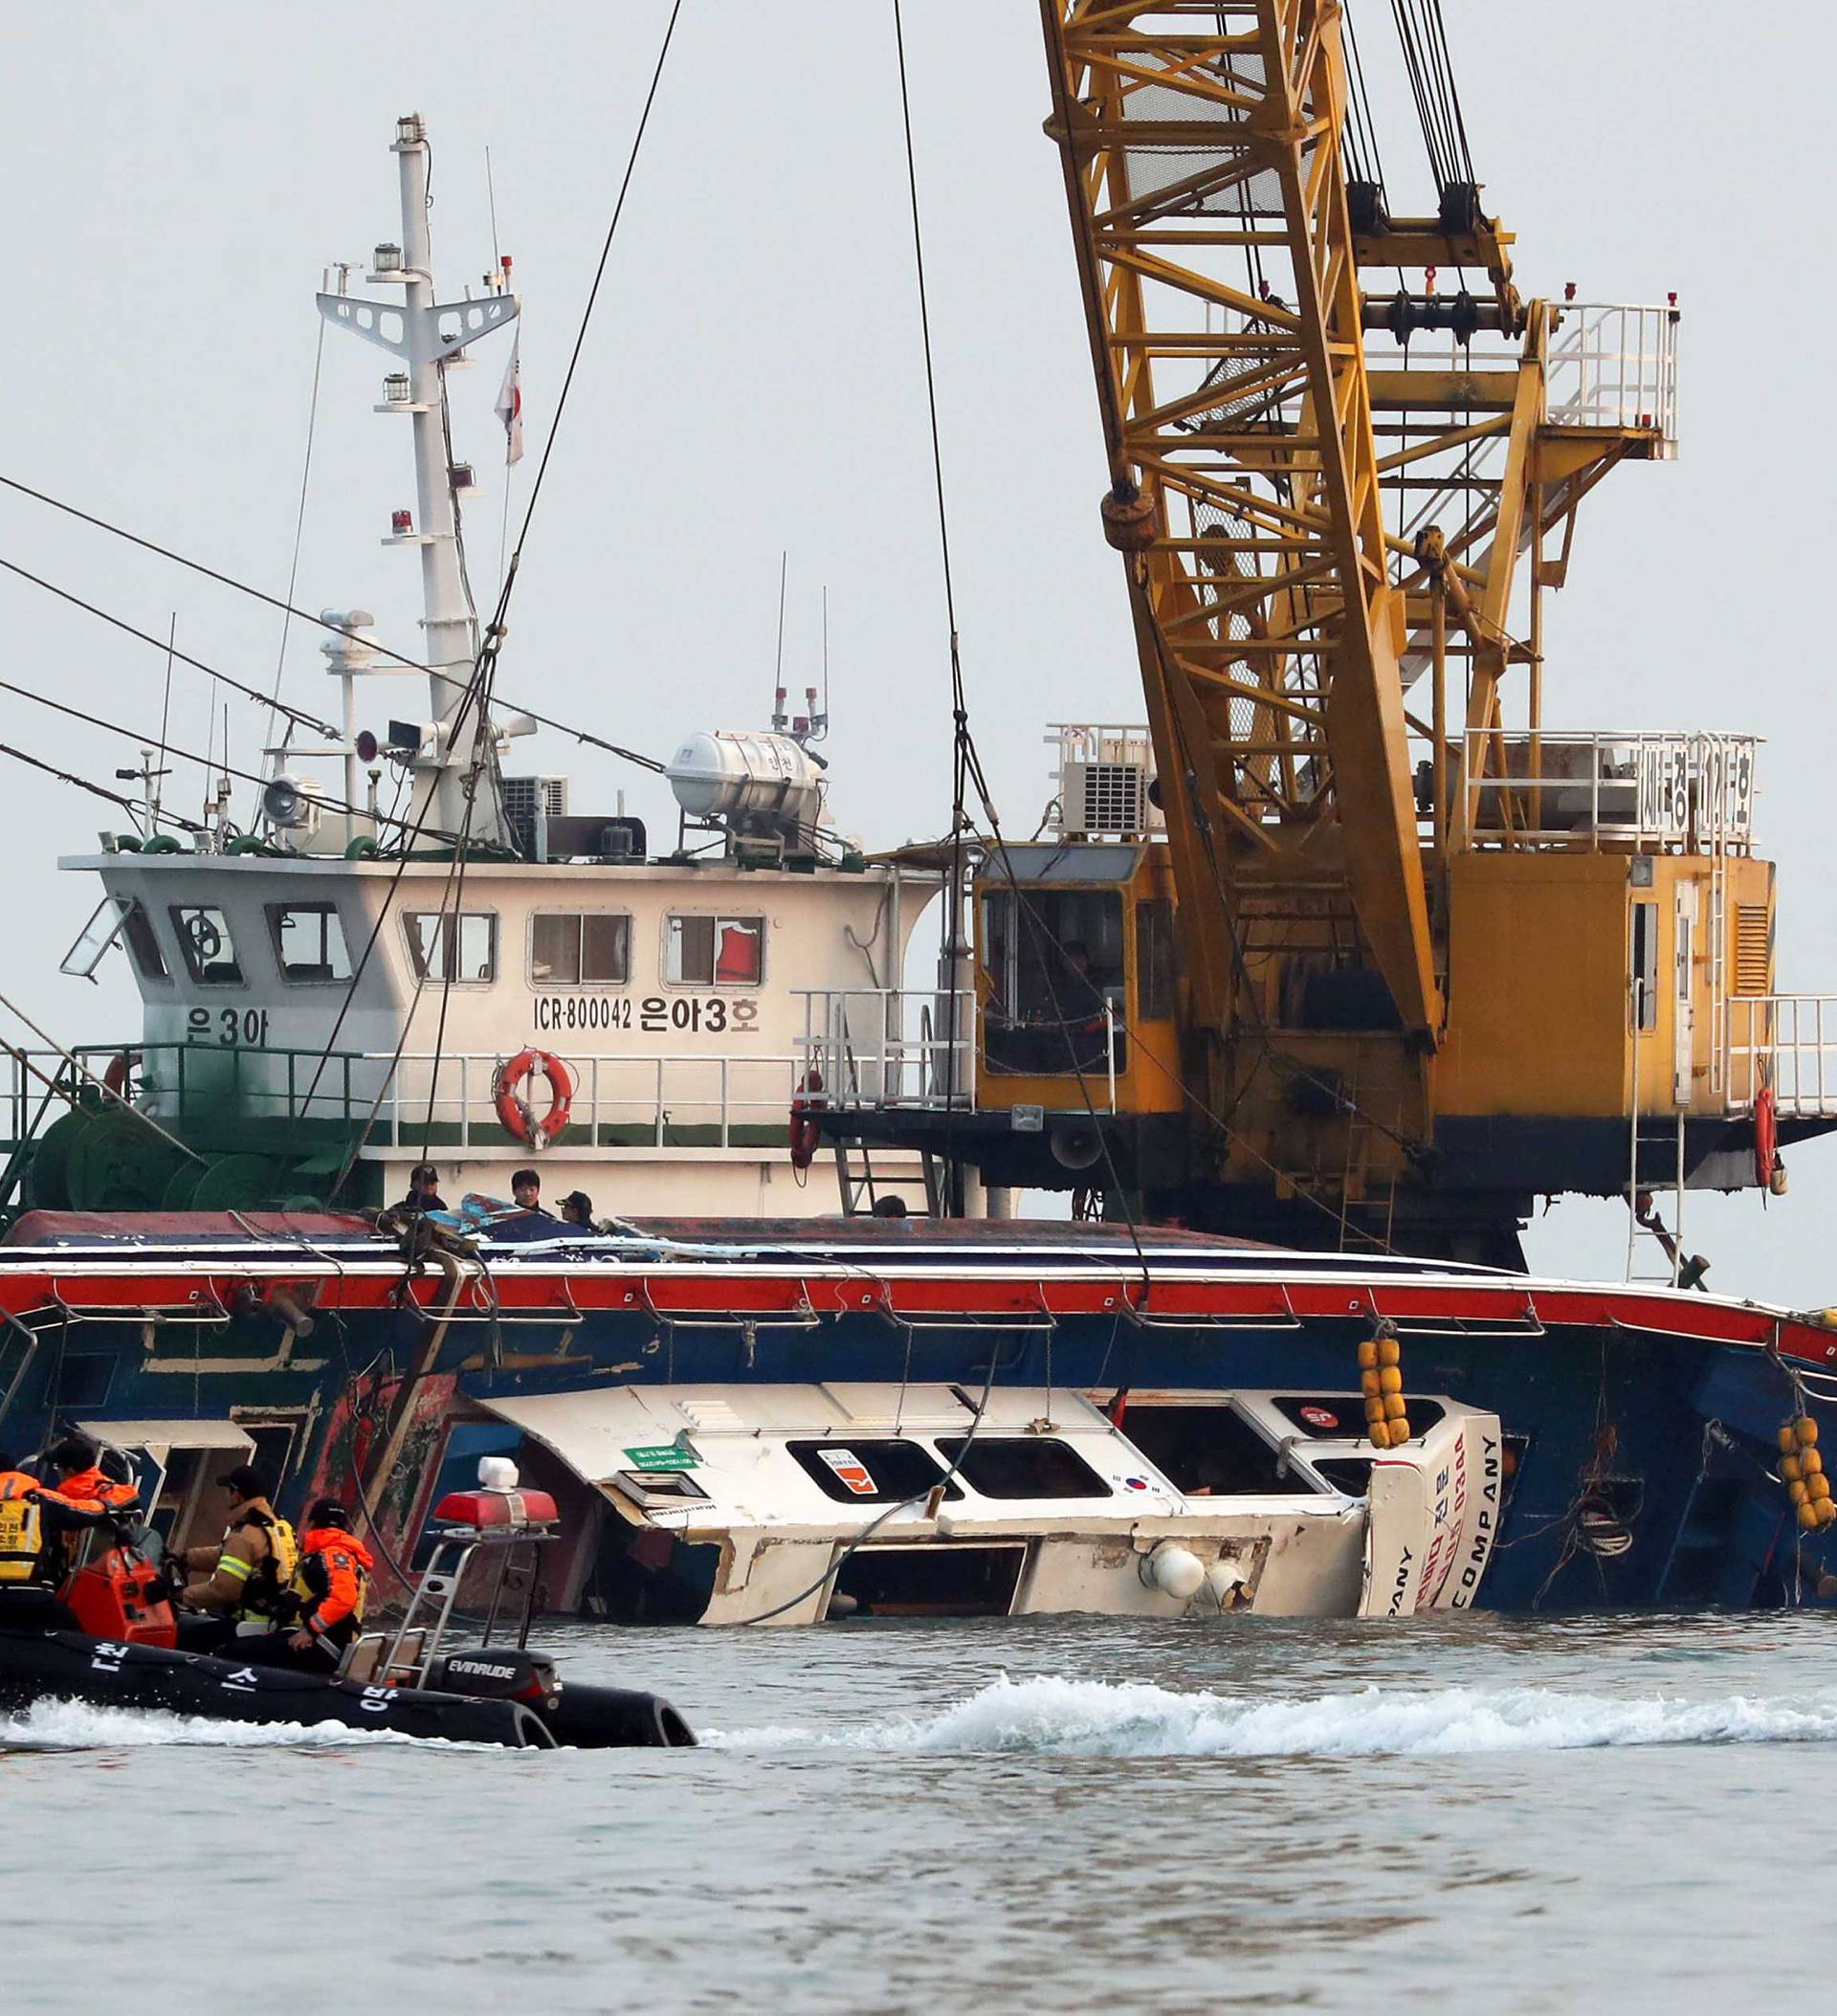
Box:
xmin=895 ymin=1 xmax=1152 ymax=1273
xmin=0 ymin=552 xmax=339 ymax=739
xmin=0 ymin=473 xmax=664 ymax=776
xmin=255 ymin=312 xmax=329 ymax=822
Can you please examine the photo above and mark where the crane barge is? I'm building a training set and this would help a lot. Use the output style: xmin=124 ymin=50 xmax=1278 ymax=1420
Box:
xmin=813 ymin=1 xmax=1835 ymax=1273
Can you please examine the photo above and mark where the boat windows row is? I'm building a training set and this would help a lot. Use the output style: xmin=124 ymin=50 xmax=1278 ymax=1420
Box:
xmin=110 ymin=899 xmax=767 ymax=992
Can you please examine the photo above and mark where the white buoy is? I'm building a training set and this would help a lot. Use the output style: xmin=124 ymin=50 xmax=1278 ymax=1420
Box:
xmin=1145 ymin=1542 xmax=1206 ymax=1601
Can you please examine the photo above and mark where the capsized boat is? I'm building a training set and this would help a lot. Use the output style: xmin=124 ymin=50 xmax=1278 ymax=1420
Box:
xmin=3 ymin=1209 xmax=1835 ymax=1618
xmin=0 ymin=1457 xmax=695 ymax=1747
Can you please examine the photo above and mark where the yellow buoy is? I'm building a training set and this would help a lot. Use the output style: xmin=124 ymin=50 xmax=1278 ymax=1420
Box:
xmin=1804 ymin=1448 xmax=1825 ymax=1478
xmin=1796 ymin=1416 xmax=1820 ymax=1448
xmin=1379 ymin=1365 xmax=1404 ymax=1396
xmin=1369 ymin=1420 xmax=1392 ymax=1450
xmin=1357 ymin=1340 xmax=1378 ymax=1370
xmin=1811 ymin=1473 xmax=1832 ymax=1504
xmin=1783 ymin=1453 xmax=1804 ymax=1483
xmin=1383 ymin=1393 xmax=1407 ymax=1421
xmin=1392 ymin=1416 xmax=1411 ymax=1443
xmin=1361 ymin=1369 xmax=1383 ymax=1400
xmin=1364 ymin=1395 xmax=1386 ymax=1425
xmin=1782 ymin=1426 xmax=1802 ymax=1456
xmin=1820 ymin=1500 xmax=1837 ymax=1529
xmin=1802 ymin=1501 xmax=1823 ymax=1532
xmin=1790 ymin=1480 xmax=1810 ymax=1507
xmin=1377 ymin=1336 xmax=1402 ymax=1369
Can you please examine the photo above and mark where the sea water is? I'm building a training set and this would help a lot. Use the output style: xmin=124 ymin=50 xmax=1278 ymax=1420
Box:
xmin=6 ymin=1608 xmax=1830 ymax=2011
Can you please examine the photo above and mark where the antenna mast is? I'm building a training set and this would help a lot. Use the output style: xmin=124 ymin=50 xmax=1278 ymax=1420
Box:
xmin=316 ymin=113 xmax=520 ymax=839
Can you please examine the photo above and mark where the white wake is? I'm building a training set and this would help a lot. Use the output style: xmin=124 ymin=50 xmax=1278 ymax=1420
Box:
xmin=706 ymin=1673 xmax=1837 ymax=1758
xmin=0 ymin=1697 xmax=411 ymax=1751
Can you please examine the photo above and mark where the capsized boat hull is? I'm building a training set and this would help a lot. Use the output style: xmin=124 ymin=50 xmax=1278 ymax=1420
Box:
xmin=2 ymin=1212 xmax=1833 ymax=1614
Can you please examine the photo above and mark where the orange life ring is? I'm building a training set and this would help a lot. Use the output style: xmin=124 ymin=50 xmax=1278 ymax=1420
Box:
xmin=100 ymin=1050 xmax=139 ymax=1099
xmin=1755 ymin=1082 xmax=1778 ymax=1188
xmin=788 ymin=1069 xmax=825 ymax=1171
xmin=494 ymin=1047 xmax=575 ymax=1148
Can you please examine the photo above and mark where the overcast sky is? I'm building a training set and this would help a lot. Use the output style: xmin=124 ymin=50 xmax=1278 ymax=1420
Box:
xmin=5 ymin=3 xmax=1833 ymax=1298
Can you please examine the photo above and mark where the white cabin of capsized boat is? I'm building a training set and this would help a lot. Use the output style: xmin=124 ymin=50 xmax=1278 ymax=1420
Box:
xmin=480 ymin=1383 xmax=1504 ymax=1626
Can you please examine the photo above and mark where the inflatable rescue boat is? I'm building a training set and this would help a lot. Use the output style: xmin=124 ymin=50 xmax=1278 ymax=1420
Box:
xmin=0 ymin=1463 xmax=695 ymax=1750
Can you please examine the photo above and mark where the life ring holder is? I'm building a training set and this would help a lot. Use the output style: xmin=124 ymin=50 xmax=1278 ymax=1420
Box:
xmin=1755 ymin=1079 xmax=1779 ymax=1189
xmin=788 ymin=1069 xmax=825 ymax=1171
xmin=493 ymin=1048 xmax=575 ymax=1149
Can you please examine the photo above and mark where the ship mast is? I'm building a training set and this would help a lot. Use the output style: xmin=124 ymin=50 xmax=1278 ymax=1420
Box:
xmin=317 ymin=112 xmax=519 ymax=840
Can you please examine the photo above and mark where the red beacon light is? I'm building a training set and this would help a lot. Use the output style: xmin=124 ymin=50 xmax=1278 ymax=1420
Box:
xmin=432 ymin=1456 xmax=559 ymax=1532
xmin=391 ymin=507 xmax=414 ymax=537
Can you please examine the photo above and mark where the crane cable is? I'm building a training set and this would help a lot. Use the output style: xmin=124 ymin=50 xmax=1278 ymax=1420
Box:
xmin=0 ymin=472 xmax=665 ymax=776
xmin=0 ymin=552 xmax=341 ymax=741
xmin=896 ymin=1 xmax=1153 ymax=1275
xmin=257 ymin=311 xmax=329 ymax=824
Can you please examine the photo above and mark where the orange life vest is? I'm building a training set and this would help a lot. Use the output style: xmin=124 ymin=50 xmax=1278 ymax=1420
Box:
xmin=292 ymin=1526 xmax=375 ymax=1641
xmin=55 ymin=1466 xmax=138 ymax=1513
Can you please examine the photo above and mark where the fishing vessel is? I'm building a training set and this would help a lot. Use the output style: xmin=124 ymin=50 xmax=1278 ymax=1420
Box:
xmin=4 ymin=11 xmax=1837 ymax=1626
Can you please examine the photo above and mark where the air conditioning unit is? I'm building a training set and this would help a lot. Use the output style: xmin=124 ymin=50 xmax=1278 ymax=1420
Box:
xmin=1051 ymin=724 xmax=1162 ymax=839
xmin=1064 ymin=760 xmax=1150 ymax=836
xmin=503 ymin=775 xmax=567 ymax=859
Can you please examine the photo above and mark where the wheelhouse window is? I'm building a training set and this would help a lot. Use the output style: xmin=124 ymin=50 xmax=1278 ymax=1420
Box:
xmin=787 ymin=1439 xmax=963 ymax=1506
xmin=267 ymin=903 xmax=353 ymax=984
xmin=531 ymin=912 xmax=631 ymax=986
xmin=404 ymin=912 xmax=497 ymax=985
xmin=122 ymin=902 xmax=169 ymax=983
xmin=169 ymin=905 xmax=243 ymax=986
xmin=981 ymin=884 xmax=1126 ymax=1075
xmin=931 ymin=1436 xmax=1111 ymax=1500
xmin=60 ymin=895 xmax=168 ymax=984
xmin=665 ymin=914 xmax=763 ymax=987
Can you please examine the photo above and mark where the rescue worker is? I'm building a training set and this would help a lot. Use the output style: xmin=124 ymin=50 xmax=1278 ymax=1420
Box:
xmin=0 ymin=1452 xmax=45 ymax=1589
xmin=0 ymin=1448 xmax=122 ymax=1615
xmin=241 ymin=1498 xmax=373 ymax=1670
xmin=172 ymin=1462 xmax=298 ymax=1649
xmin=46 ymin=1434 xmax=140 ymax=1517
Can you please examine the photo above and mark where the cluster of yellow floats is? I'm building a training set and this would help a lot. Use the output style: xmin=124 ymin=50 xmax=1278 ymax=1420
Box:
xmin=1781 ymin=1416 xmax=1835 ymax=1531
xmin=1359 ymin=1324 xmax=1410 ymax=1449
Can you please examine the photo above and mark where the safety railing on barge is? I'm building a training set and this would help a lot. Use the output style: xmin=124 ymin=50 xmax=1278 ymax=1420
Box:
xmin=1726 ymin=998 xmax=1837 ymax=1119
xmin=1456 ymin=730 xmax=1760 ymax=853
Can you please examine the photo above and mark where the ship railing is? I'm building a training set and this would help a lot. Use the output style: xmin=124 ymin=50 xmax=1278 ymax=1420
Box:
xmin=1545 ymin=299 xmax=1679 ymax=453
xmin=1725 ymin=997 xmax=1837 ymax=1119
xmin=793 ymin=987 xmax=977 ymax=1112
xmin=368 ymin=1051 xmax=819 ymax=1150
xmin=0 ymin=1043 xmax=842 ymax=1161
xmin=1456 ymin=729 xmax=1759 ymax=853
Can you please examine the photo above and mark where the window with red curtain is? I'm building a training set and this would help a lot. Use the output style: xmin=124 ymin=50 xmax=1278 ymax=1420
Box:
xmin=714 ymin=917 xmax=762 ymax=985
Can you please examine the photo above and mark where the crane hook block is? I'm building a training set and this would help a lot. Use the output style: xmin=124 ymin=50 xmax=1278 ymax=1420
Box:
xmin=1100 ymin=483 xmax=1157 ymax=554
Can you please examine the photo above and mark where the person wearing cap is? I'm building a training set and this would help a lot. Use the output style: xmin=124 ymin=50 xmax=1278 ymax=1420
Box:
xmin=391 ymin=1163 xmax=448 ymax=1213
xmin=286 ymin=1498 xmax=374 ymax=1663
xmin=558 ymin=1189 xmax=596 ymax=1230
xmin=173 ymin=1462 xmax=299 ymax=1647
xmin=237 ymin=1498 xmax=375 ymax=1670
